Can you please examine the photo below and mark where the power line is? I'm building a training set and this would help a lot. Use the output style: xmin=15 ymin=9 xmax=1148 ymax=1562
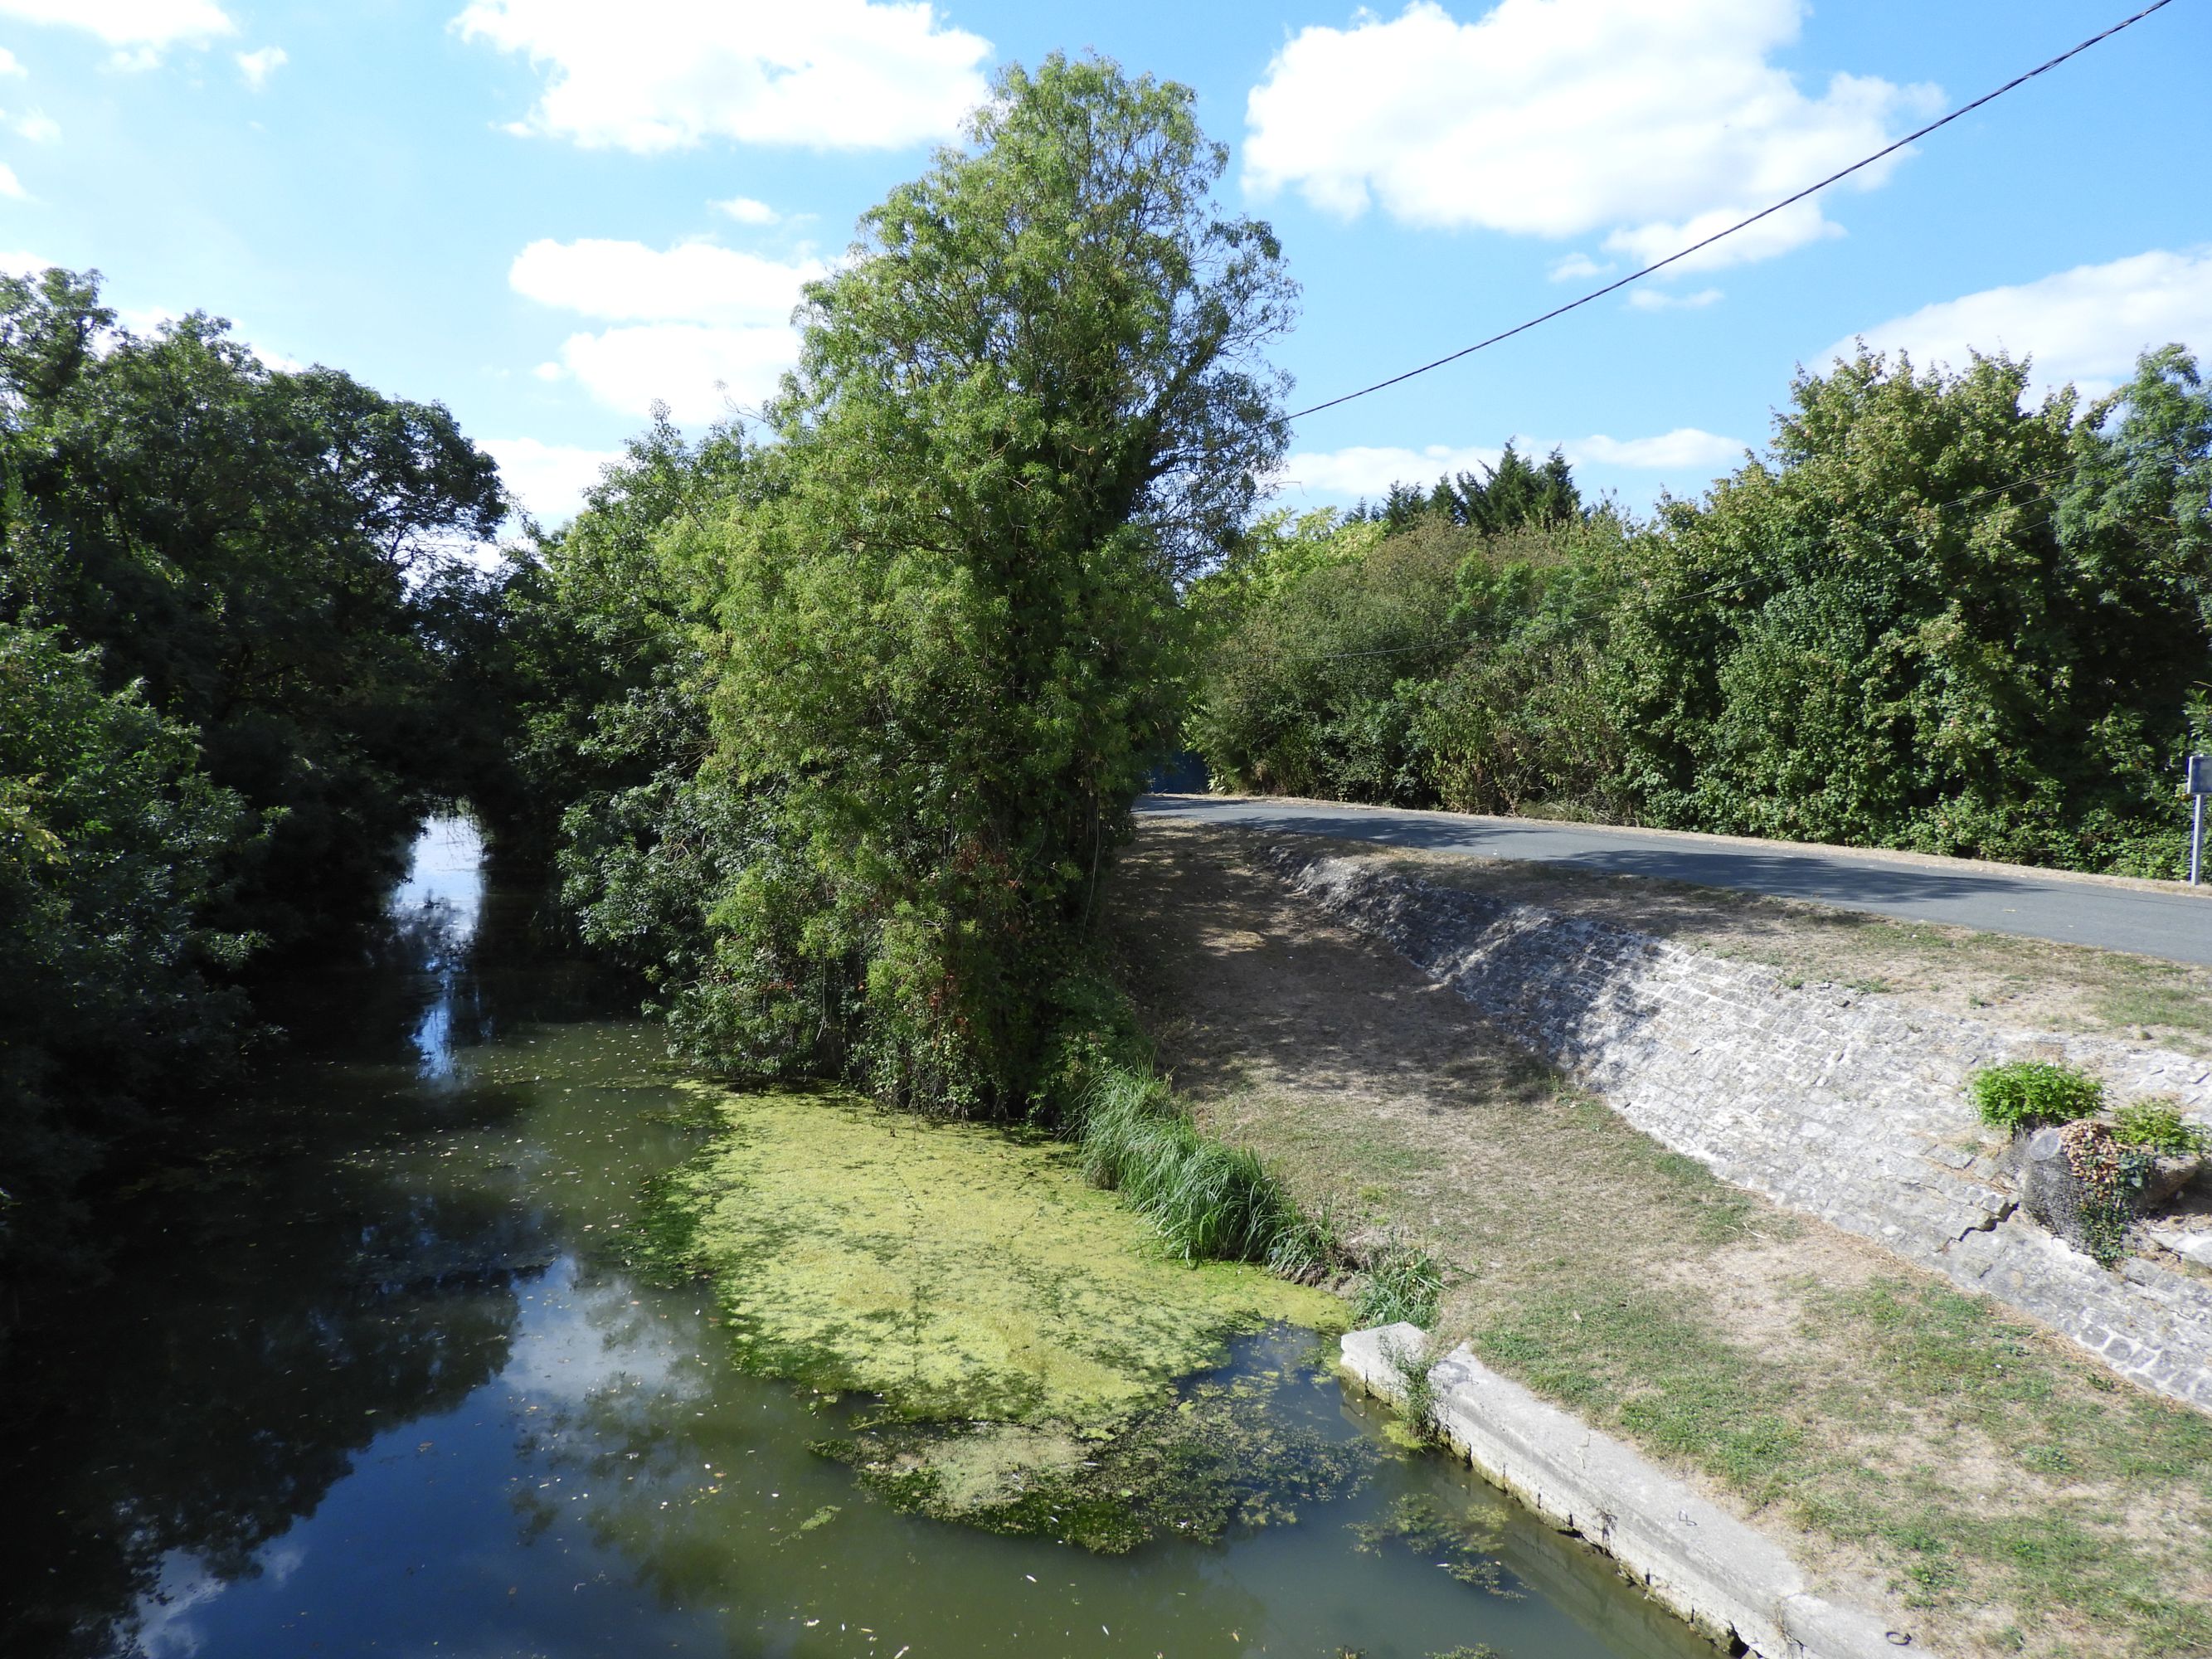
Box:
xmin=1286 ymin=0 xmax=2179 ymax=425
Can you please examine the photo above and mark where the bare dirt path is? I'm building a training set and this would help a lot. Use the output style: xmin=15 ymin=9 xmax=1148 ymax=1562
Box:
xmin=1102 ymin=821 xmax=2212 ymax=1659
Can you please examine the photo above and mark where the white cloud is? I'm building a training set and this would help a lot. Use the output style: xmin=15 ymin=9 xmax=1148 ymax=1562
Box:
xmin=555 ymin=322 xmax=795 ymax=423
xmin=1568 ymin=428 xmax=1745 ymax=468
xmin=0 ymin=46 xmax=23 ymax=75
xmin=1279 ymin=428 xmax=1747 ymax=499
xmin=12 ymin=110 xmax=59 ymax=142
xmin=0 ymin=163 xmax=24 ymax=199
xmin=1548 ymin=252 xmax=1610 ymax=283
xmin=512 ymin=236 xmax=824 ymax=421
xmin=1627 ymin=285 xmax=1724 ymax=312
xmin=531 ymin=359 xmax=566 ymax=381
xmin=0 ymin=1 xmax=235 ymax=47
xmin=483 ymin=435 xmax=623 ymax=523
xmin=235 ymin=45 xmax=284 ymax=88
xmin=0 ymin=249 xmax=46 ymax=275
xmin=1245 ymin=0 xmax=1939 ymax=275
xmin=509 ymin=236 xmax=823 ymax=325
xmin=453 ymin=0 xmax=991 ymax=153
xmin=712 ymin=195 xmax=779 ymax=225
xmin=1278 ymin=442 xmax=1500 ymax=499
xmin=1827 ymin=248 xmax=2212 ymax=400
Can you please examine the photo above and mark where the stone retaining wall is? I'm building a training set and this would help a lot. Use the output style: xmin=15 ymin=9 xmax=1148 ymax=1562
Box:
xmin=1343 ymin=1324 xmax=1925 ymax=1659
xmin=1274 ymin=848 xmax=2212 ymax=1411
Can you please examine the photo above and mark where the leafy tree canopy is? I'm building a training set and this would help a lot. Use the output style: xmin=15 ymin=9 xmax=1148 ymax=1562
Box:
xmin=0 ymin=267 xmax=508 ymax=944
xmin=555 ymin=54 xmax=1296 ymax=1112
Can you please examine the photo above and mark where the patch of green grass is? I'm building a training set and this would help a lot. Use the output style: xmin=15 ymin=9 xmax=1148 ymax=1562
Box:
xmin=1354 ymin=1242 xmax=1442 ymax=1329
xmin=2098 ymin=982 xmax=2212 ymax=1038
xmin=1796 ymin=1280 xmax=2212 ymax=1652
xmin=2113 ymin=1098 xmax=2212 ymax=1156
xmin=1475 ymin=1288 xmax=1806 ymax=1502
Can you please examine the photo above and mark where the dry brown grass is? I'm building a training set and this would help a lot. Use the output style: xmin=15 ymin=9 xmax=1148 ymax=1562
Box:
xmin=1101 ymin=821 xmax=2212 ymax=1659
xmin=1259 ymin=832 xmax=2212 ymax=1053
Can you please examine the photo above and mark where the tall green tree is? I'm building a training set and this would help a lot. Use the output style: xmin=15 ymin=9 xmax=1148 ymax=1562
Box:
xmin=0 ymin=268 xmax=507 ymax=945
xmin=0 ymin=623 xmax=260 ymax=1307
xmin=1620 ymin=347 xmax=2212 ymax=869
xmin=634 ymin=54 xmax=1295 ymax=1111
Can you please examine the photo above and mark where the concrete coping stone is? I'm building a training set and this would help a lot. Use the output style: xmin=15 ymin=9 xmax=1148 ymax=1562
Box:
xmin=1341 ymin=1324 xmax=1931 ymax=1659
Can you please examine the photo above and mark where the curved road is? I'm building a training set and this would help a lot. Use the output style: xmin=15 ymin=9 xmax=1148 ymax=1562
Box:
xmin=1137 ymin=793 xmax=2212 ymax=968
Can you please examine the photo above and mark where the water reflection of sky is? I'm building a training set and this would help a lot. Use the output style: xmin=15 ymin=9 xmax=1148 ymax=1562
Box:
xmin=400 ymin=816 xmax=487 ymax=1077
xmin=66 ymin=819 xmax=1714 ymax=1659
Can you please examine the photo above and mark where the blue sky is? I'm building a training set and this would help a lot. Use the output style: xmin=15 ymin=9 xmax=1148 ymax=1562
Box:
xmin=1 ymin=0 xmax=2206 ymax=526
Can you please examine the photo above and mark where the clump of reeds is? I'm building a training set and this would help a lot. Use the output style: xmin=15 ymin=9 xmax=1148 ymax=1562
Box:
xmin=1354 ymin=1240 xmax=1442 ymax=1329
xmin=1066 ymin=1063 xmax=1298 ymax=1263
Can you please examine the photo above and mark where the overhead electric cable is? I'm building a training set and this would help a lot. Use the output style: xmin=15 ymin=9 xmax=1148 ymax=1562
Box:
xmin=1286 ymin=0 xmax=2179 ymax=424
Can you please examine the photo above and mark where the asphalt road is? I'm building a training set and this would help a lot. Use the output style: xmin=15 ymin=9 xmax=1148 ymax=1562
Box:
xmin=1137 ymin=793 xmax=2212 ymax=968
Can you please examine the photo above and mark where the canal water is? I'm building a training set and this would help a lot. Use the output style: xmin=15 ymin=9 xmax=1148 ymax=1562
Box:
xmin=0 ymin=821 xmax=1718 ymax=1659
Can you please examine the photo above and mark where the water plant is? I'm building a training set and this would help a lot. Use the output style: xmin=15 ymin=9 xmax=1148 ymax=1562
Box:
xmin=1378 ymin=1327 xmax=1443 ymax=1447
xmin=1348 ymin=1494 xmax=1514 ymax=1593
xmin=821 ymin=1340 xmax=1375 ymax=1553
xmin=1967 ymin=1060 xmax=2104 ymax=1132
xmin=644 ymin=1084 xmax=1337 ymax=1424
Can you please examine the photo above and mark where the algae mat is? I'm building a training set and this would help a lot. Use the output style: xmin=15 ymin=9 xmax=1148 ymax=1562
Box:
xmin=652 ymin=1085 xmax=1341 ymax=1425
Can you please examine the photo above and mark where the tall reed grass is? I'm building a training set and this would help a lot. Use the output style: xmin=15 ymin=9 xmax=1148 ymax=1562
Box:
xmin=1063 ymin=1063 xmax=1296 ymax=1263
xmin=1041 ymin=971 xmax=1432 ymax=1323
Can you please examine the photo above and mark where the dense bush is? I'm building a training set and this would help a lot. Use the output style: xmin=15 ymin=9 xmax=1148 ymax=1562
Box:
xmin=1190 ymin=514 xmax=1470 ymax=802
xmin=1195 ymin=347 xmax=2212 ymax=876
xmin=0 ymin=624 xmax=260 ymax=1301
xmin=1967 ymin=1061 xmax=2106 ymax=1132
xmin=0 ymin=267 xmax=508 ymax=1324
xmin=1621 ymin=348 xmax=2212 ymax=872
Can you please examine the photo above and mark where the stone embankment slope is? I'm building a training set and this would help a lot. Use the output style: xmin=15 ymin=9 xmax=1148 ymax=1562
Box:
xmin=1276 ymin=847 xmax=2212 ymax=1411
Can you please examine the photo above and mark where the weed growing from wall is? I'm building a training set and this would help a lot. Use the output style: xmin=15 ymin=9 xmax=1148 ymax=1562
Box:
xmin=2112 ymin=1097 xmax=2212 ymax=1156
xmin=1968 ymin=1061 xmax=2104 ymax=1131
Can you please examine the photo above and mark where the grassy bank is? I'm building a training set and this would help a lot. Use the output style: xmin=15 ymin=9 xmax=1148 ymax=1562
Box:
xmin=1104 ymin=820 xmax=2212 ymax=1659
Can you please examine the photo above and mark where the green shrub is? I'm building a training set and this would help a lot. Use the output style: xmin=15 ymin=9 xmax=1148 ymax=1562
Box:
xmin=1355 ymin=1242 xmax=1443 ymax=1329
xmin=2112 ymin=1097 xmax=2212 ymax=1157
xmin=1967 ymin=1061 xmax=2104 ymax=1132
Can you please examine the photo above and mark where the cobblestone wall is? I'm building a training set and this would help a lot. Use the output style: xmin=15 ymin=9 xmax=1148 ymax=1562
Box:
xmin=1271 ymin=848 xmax=2212 ymax=1411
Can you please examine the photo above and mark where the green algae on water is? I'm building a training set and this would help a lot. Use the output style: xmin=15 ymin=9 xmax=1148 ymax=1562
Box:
xmin=645 ymin=1083 xmax=1341 ymax=1425
xmin=817 ymin=1354 xmax=1376 ymax=1553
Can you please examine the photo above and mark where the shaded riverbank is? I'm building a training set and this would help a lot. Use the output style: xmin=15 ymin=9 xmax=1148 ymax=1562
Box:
xmin=0 ymin=820 xmax=1717 ymax=1659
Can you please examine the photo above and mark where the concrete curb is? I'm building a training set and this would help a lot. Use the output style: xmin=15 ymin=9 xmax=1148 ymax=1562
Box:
xmin=1342 ymin=1325 xmax=1929 ymax=1659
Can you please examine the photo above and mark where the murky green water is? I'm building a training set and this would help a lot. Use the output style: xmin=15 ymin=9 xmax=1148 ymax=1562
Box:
xmin=0 ymin=821 xmax=1719 ymax=1659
